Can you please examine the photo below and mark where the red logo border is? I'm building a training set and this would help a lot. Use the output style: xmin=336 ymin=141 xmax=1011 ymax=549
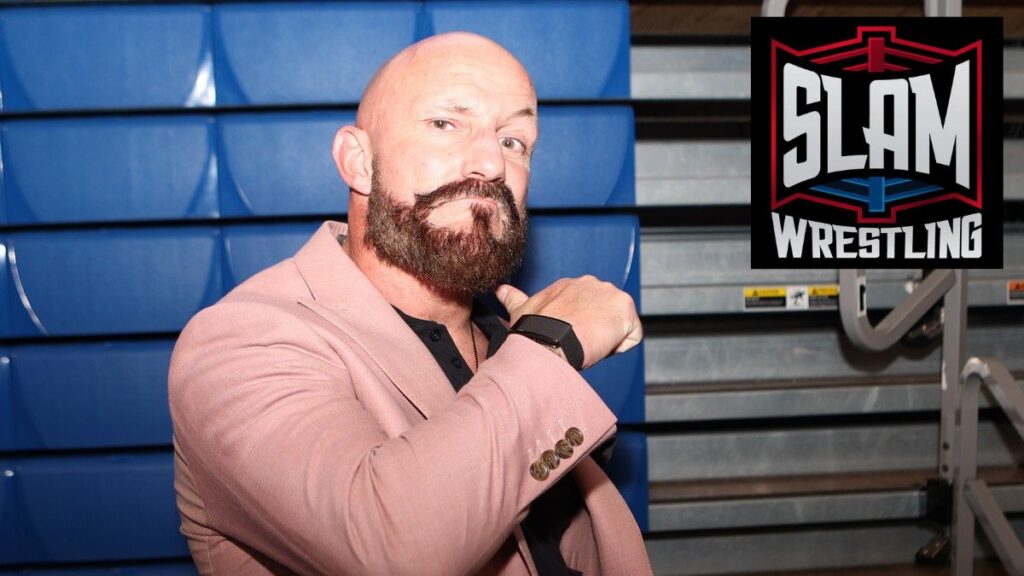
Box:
xmin=769 ymin=26 xmax=984 ymax=224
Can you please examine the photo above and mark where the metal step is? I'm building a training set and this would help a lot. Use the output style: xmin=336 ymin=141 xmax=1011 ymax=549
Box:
xmin=630 ymin=45 xmax=1024 ymax=100
xmin=647 ymin=519 xmax=1024 ymax=575
xmin=645 ymin=316 xmax=1023 ymax=394
xmin=739 ymin=563 xmax=1008 ymax=576
xmin=635 ymin=140 xmax=1024 ymax=207
xmin=649 ymin=468 xmax=1024 ymax=532
xmin=646 ymin=378 xmax=1017 ymax=423
xmin=639 ymin=227 xmax=1024 ymax=315
xmin=647 ymin=421 xmax=1024 ymax=483
xmin=646 ymin=522 xmax=945 ymax=575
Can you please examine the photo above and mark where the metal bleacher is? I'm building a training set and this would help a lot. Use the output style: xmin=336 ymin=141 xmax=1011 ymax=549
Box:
xmin=0 ymin=1 xmax=646 ymax=573
xmin=632 ymin=4 xmax=1024 ymax=575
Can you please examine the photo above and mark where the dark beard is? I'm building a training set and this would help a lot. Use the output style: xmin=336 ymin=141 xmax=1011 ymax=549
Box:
xmin=364 ymin=161 xmax=527 ymax=297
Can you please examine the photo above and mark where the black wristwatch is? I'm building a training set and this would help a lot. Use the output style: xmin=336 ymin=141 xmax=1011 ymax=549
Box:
xmin=510 ymin=314 xmax=585 ymax=371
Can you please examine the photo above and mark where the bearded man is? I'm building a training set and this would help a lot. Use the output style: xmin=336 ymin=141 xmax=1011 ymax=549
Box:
xmin=168 ymin=32 xmax=650 ymax=576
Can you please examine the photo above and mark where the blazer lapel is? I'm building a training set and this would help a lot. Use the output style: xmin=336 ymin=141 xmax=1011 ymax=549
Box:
xmin=292 ymin=221 xmax=455 ymax=419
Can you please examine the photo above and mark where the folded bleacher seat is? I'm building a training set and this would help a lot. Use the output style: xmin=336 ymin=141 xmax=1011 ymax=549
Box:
xmin=4 ymin=228 xmax=221 ymax=337
xmin=218 ymin=112 xmax=353 ymax=217
xmin=0 ymin=6 xmax=212 ymax=111
xmin=426 ymin=0 xmax=630 ymax=99
xmin=1 ymin=341 xmax=174 ymax=451
xmin=0 ymin=349 xmax=11 ymax=450
xmin=213 ymin=2 xmax=420 ymax=106
xmin=516 ymin=215 xmax=639 ymax=294
xmin=2 ymin=117 xmax=217 ymax=225
xmin=0 ymin=453 xmax=186 ymax=564
xmin=0 ymin=563 xmax=197 ymax=575
xmin=222 ymin=223 xmax=320 ymax=288
xmin=530 ymin=106 xmax=635 ymax=208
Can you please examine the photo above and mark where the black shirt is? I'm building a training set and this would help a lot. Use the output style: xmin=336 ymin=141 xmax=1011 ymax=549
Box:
xmin=395 ymin=300 xmax=585 ymax=576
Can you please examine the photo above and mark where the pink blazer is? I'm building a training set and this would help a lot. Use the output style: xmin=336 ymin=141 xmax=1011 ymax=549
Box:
xmin=169 ymin=221 xmax=652 ymax=575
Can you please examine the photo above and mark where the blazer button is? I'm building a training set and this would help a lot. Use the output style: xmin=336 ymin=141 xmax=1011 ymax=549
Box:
xmin=565 ymin=427 xmax=584 ymax=447
xmin=541 ymin=449 xmax=560 ymax=470
xmin=555 ymin=439 xmax=574 ymax=459
xmin=530 ymin=461 xmax=549 ymax=481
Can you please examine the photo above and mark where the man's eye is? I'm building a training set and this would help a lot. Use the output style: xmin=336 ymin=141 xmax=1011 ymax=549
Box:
xmin=500 ymin=137 xmax=526 ymax=153
xmin=431 ymin=119 xmax=454 ymax=130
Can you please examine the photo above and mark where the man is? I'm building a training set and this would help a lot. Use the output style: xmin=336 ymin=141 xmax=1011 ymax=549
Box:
xmin=169 ymin=32 xmax=650 ymax=575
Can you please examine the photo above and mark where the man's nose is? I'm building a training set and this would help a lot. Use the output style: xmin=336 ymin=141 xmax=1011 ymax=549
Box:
xmin=461 ymin=131 xmax=506 ymax=182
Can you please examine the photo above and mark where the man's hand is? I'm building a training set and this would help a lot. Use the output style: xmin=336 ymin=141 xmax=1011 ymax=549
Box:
xmin=496 ymin=277 xmax=642 ymax=370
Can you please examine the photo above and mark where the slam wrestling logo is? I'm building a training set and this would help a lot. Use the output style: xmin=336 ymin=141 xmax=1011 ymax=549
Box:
xmin=751 ymin=18 xmax=1002 ymax=268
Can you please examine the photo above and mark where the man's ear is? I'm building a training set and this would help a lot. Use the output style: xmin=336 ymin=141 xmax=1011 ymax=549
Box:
xmin=332 ymin=125 xmax=373 ymax=196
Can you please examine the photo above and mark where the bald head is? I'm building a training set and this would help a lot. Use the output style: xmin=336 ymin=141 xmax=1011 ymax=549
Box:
xmin=356 ymin=32 xmax=535 ymax=136
xmin=332 ymin=31 xmax=538 ymax=273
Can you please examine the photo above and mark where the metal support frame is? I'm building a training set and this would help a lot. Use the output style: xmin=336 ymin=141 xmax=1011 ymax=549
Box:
xmin=762 ymin=0 xmax=963 ymax=17
xmin=840 ymin=271 xmax=1024 ymax=576
xmin=840 ymin=269 xmax=966 ymax=483
xmin=954 ymin=358 xmax=1024 ymax=576
xmin=940 ymin=271 xmax=969 ymax=482
xmin=761 ymin=0 xmax=789 ymax=17
xmin=839 ymin=270 xmax=955 ymax=351
xmin=764 ymin=0 xmax=973 ymax=568
xmin=925 ymin=0 xmax=963 ymax=17
xmin=840 ymin=269 xmax=969 ymax=566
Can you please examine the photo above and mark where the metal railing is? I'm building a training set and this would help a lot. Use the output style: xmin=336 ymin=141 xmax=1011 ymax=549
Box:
xmin=762 ymin=0 xmax=960 ymax=16
xmin=759 ymin=0 xmax=1022 ymax=570
xmin=954 ymin=358 xmax=1024 ymax=575
xmin=754 ymin=0 xmax=1020 ymax=569
xmin=840 ymin=269 xmax=967 ymax=487
xmin=838 ymin=270 xmax=1021 ymax=576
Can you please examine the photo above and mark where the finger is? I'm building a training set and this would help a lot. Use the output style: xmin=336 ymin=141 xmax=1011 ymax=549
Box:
xmin=496 ymin=284 xmax=530 ymax=313
xmin=613 ymin=320 xmax=644 ymax=354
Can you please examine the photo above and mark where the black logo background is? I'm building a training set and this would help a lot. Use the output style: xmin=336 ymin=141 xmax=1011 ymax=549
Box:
xmin=751 ymin=17 xmax=1003 ymax=269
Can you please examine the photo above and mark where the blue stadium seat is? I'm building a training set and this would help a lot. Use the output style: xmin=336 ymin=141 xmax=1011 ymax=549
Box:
xmin=0 ymin=563 xmax=197 ymax=575
xmin=0 ymin=453 xmax=186 ymax=564
xmin=4 ymin=229 xmax=222 ymax=337
xmin=0 ymin=461 xmax=12 ymax=562
xmin=514 ymin=215 xmax=639 ymax=296
xmin=0 ymin=349 xmax=11 ymax=453
xmin=0 ymin=245 xmax=9 ymax=337
xmin=1 ymin=117 xmax=218 ymax=225
xmin=512 ymin=215 xmax=643 ymax=422
xmin=0 ymin=6 xmax=212 ymax=112
xmin=0 ymin=344 xmax=9 ymax=448
xmin=218 ymin=112 xmax=352 ymax=217
xmin=2 ymin=341 xmax=175 ymax=451
xmin=582 ymin=348 xmax=644 ymax=424
xmin=426 ymin=0 xmax=630 ymax=99
xmin=601 ymin=430 xmax=649 ymax=532
xmin=530 ymin=106 xmax=635 ymax=208
xmin=222 ymin=223 xmax=320 ymax=289
xmin=213 ymin=2 xmax=420 ymax=106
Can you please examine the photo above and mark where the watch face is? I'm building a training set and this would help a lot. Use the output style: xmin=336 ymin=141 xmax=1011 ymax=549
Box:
xmin=537 ymin=334 xmax=561 ymax=347
xmin=514 ymin=315 xmax=573 ymax=346
xmin=547 ymin=323 xmax=573 ymax=345
xmin=512 ymin=314 xmax=584 ymax=371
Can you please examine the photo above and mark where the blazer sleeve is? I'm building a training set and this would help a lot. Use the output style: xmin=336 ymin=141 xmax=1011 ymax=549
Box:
xmin=168 ymin=297 xmax=618 ymax=576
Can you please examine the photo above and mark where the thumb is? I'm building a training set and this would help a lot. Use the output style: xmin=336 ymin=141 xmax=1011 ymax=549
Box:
xmin=496 ymin=284 xmax=529 ymax=314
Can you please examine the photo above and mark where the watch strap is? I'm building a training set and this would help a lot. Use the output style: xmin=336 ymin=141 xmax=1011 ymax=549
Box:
xmin=510 ymin=314 xmax=585 ymax=371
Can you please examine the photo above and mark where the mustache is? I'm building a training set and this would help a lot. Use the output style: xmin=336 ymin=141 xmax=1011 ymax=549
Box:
xmin=412 ymin=178 xmax=521 ymax=222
